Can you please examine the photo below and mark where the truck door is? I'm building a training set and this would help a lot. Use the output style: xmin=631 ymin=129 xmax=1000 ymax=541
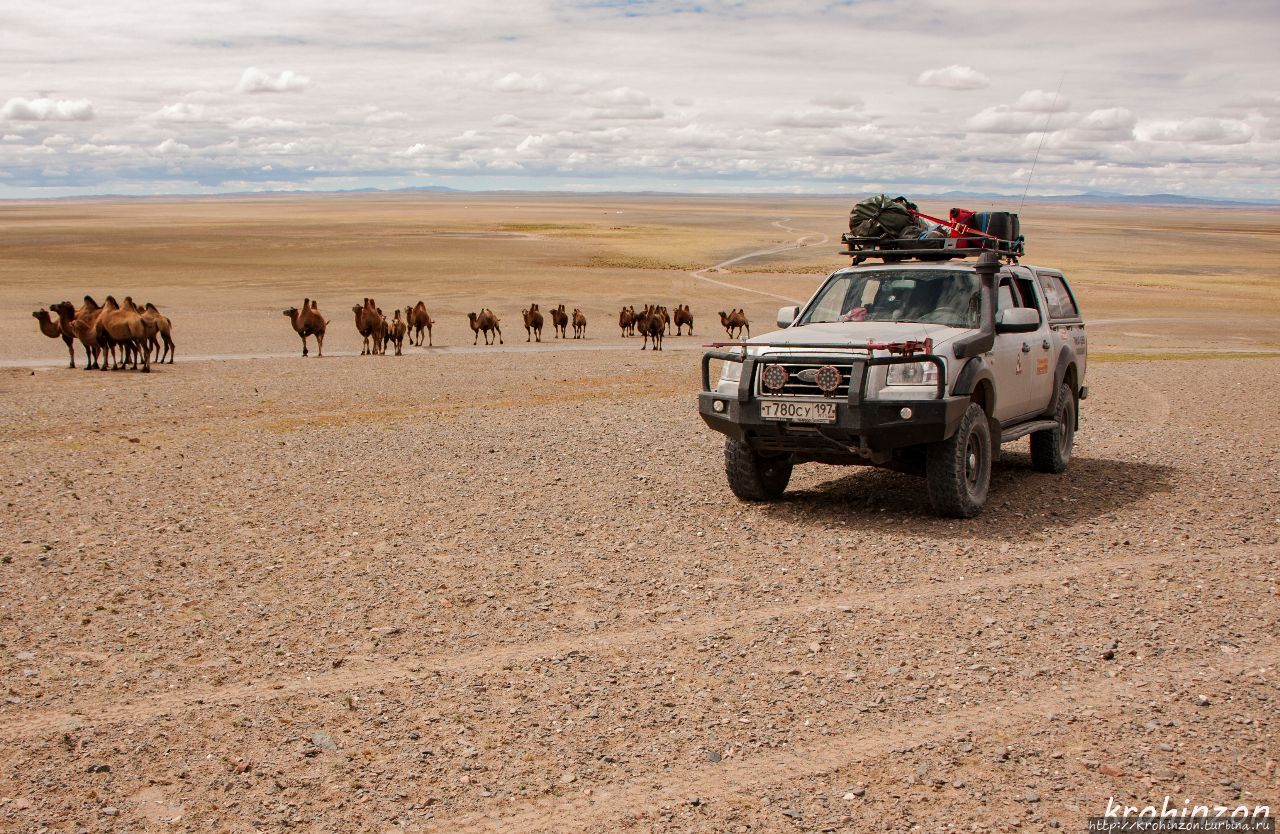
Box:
xmin=989 ymin=274 xmax=1035 ymax=423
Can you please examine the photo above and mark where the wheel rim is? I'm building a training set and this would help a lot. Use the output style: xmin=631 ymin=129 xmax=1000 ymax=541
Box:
xmin=1059 ymin=399 xmax=1075 ymax=456
xmin=964 ymin=432 xmax=983 ymax=489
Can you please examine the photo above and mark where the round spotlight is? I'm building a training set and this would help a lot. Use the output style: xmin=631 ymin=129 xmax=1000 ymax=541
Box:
xmin=899 ymin=407 xmax=913 ymax=420
xmin=761 ymin=363 xmax=789 ymax=391
xmin=815 ymin=364 xmax=843 ymax=395
xmin=712 ymin=399 xmax=726 ymax=413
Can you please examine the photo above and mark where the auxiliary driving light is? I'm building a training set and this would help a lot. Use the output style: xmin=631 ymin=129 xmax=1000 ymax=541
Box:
xmin=712 ymin=399 xmax=726 ymax=413
xmin=814 ymin=365 xmax=843 ymax=395
xmin=761 ymin=363 xmax=789 ymax=391
xmin=899 ymin=407 xmax=913 ymax=420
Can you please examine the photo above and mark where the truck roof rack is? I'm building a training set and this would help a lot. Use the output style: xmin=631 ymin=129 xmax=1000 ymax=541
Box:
xmin=839 ymin=232 xmax=1023 ymax=265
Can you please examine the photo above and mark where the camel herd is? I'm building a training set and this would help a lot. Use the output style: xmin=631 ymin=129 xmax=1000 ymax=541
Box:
xmin=33 ymin=295 xmax=174 ymax=372
xmin=32 ymin=295 xmax=753 ymax=365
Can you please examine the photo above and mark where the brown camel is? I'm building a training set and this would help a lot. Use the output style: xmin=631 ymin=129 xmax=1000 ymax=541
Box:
xmin=658 ymin=305 xmax=671 ymax=335
xmin=404 ymin=302 xmax=434 ymax=347
xmin=572 ymin=308 xmax=587 ymax=339
xmin=68 ymin=296 xmax=104 ymax=369
xmin=122 ymin=297 xmax=160 ymax=364
xmin=95 ymin=295 xmax=150 ymax=372
xmin=719 ymin=308 xmax=750 ymax=340
xmin=522 ymin=304 xmax=544 ymax=342
xmin=141 ymin=303 xmax=176 ymax=363
xmin=618 ymin=305 xmax=636 ymax=337
xmin=673 ymin=304 xmax=693 ymax=336
xmin=637 ymin=305 xmax=664 ymax=351
xmin=352 ymin=298 xmax=385 ymax=355
xmin=33 ymin=308 xmax=76 ymax=368
xmin=388 ymin=309 xmax=407 ymax=355
xmin=284 ymin=298 xmax=327 ymax=357
xmin=549 ymin=304 xmax=569 ymax=339
xmin=468 ymin=309 xmax=502 ymax=345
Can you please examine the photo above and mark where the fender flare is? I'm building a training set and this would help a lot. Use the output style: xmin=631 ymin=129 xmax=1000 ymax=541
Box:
xmin=1052 ymin=347 xmax=1077 ymax=393
xmin=951 ymin=356 xmax=997 ymax=415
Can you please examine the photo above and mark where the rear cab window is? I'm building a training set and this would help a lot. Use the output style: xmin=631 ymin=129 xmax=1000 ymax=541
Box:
xmin=1035 ymin=272 xmax=1080 ymax=320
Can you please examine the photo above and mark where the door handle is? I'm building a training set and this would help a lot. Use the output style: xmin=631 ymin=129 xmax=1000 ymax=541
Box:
xmin=1021 ymin=342 xmax=1032 ymax=353
xmin=1042 ymin=339 xmax=1051 ymax=350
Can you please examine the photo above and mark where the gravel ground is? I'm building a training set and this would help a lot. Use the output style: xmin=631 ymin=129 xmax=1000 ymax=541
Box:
xmin=1 ymin=352 xmax=1277 ymax=833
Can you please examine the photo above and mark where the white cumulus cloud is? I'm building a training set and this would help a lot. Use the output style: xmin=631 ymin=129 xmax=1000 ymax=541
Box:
xmin=915 ymin=65 xmax=989 ymax=91
xmin=1142 ymin=117 xmax=1254 ymax=145
xmin=966 ymin=106 xmax=1055 ymax=134
xmin=237 ymin=68 xmax=310 ymax=94
xmin=1014 ymin=90 xmax=1070 ymax=113
xmin=150 ymin=102 xmax=205 ymax=122
xmin=2 ymin=97 xmax=95 ymax=121
xmin=492 ymin=72 xmax=548 ymax=93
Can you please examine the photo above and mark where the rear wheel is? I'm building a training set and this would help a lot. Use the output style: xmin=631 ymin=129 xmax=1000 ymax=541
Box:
xmin=1031 ymin=383 xmax=1075 ymax=473
xmin=724 ymin=439 xmax=792 ymax=501
xmin=926 ymin=403 xmax=992 ymax=518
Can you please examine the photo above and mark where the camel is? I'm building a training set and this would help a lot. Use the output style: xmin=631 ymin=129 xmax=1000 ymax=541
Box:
xmin=522 ymin=303 xmax=544 ymax=342
xmin=619 ymin=305 xmax=636 ymax=337
xmin=94 ymin=295 xmax=150 ymax=372
xmin=719 ymin=308 xmax=750 ymax=340
xmin=68 ymin=296 xmax=104 ymax=370
xmin=673 ymin=304 xmax=694 ymax=336
xmin=659 ymin=305 xmax=671 ymax=335
xmin=637 ymin=305 xmax=664 ymax=351
xmin=468 ymin=309 xmax=502 ymax=345
xmin=122 ymin=297 xmax=160 ymax=365
xmin=284 ymin=298 xmax=327 ymax=357
xmin=387 ymin=309 xmax=408 ymax=356
xmin=404 ymin=302 xmax=434 ymax=347
xmin=33 ymin=308 xmax=76 ymax=368
xmin=572 ymin=308 xmax=587 ymax=339
xmin=352 ymin=298 xmax=385 ymax=355
xmin=142 ymin=303 xmax=176 ymax=363
xmin=549 ymin=304 xmax=569 ymax=339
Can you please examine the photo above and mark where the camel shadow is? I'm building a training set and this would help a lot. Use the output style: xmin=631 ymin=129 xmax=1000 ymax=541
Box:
xmin=760 ymin=451 xmax=1175 ymax=539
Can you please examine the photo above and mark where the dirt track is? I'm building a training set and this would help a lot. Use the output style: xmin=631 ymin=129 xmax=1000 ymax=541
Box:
xmin=2 ymin=349 xmax=1277 ymax=832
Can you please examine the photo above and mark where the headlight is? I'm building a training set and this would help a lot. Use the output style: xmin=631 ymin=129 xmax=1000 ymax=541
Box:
xmin=715 ymin=360 xmax=743 ymax=395
xmin=886 ymin=361 xmax=938 ymax=386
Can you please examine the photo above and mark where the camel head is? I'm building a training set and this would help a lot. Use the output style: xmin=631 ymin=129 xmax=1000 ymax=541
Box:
xmin=352 ymin=304 xmax=362 ymax=315
xmin=32 ymin=309 xmax=49 ymax=322
xmin=393 ymin=309 xmax=402 ymax=320
xmin=283 ymin=307 xmax=299 ymax=319
xmin=468 ymin=311 xmax=478 ymax=323
xmin=50 ymin=301 xmax=76 ymax=320
xmin=718 ymin=311 xmax=728 ymax=321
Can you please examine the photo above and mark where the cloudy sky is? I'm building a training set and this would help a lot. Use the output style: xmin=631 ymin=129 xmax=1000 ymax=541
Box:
xmin=2 ymin=0 xmax=1277 ymax=200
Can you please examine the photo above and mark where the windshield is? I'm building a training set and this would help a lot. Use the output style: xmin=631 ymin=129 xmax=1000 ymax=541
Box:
xmin=797 ymin=269 xmax=980 ymax=328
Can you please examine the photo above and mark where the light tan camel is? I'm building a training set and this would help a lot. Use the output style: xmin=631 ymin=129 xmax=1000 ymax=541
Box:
xmin=719 ymin=309 xmax=750 ymax=339
xmin=33 ymin=308 xmax=76 ymax=368
xmin=572 ymin=308 xmax=587 ymax=339
xmin=468 ymin=309 xmax=502 ymax=345
xmin=673 ymin=304 xmax=693 ymax=336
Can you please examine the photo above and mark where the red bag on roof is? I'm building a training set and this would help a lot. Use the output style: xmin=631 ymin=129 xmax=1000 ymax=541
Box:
xmin=948 ymin=207 xmax=976 ymax=247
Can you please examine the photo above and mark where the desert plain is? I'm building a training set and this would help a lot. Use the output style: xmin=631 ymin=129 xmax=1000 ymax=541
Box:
xmin=1 ymin=194 xmax=1278 ymax=833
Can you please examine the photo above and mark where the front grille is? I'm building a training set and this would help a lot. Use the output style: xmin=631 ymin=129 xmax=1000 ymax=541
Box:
xmin=756 ymin=359 xmax=863 ymax=400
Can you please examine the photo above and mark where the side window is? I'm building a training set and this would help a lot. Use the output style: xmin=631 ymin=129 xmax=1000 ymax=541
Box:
xmin=1013 ymin=278 xmax=1041 ymax=315
xmin=1037 ymin=274 xmax=1078 ymax=319
xmin=997 ymin=280 xmax=1016 ymax=313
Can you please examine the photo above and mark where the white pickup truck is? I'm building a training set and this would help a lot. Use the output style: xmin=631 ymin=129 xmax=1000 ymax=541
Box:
xmin=698 ymin=250 xmax=1087 ymax=517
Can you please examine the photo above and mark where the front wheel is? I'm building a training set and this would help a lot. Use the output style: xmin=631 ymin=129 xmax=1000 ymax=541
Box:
xmin=926 ymin=403 xmax=992 ymax=518
xmin=1030 ymin=383 xmax=1076 ymax=473
xmin=724 ymin=439 xmax=792 ymax=501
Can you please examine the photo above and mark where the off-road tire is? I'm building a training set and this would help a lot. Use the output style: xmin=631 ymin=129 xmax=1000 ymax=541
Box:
xmin=724 ymin=439 xmax=792 ymax=501
xmin=1031 ymin=383 xmax=1075 ymax=473
xmin=925 ymin=403 xmax=992 ymax=518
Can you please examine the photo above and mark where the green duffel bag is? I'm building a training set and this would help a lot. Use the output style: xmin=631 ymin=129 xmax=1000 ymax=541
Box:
xmin=849 ymin=195 xmax=918 ymax=239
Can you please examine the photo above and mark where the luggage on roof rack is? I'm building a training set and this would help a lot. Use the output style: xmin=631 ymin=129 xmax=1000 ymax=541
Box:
xmin=840 ymin=198 xmax=1024 ymax=264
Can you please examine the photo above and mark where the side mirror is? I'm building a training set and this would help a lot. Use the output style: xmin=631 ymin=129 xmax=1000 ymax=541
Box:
xmin=995 ymin=307 xmax=1041 ymax=333
xmin=776 ymin=306 xmax=799 ymax=328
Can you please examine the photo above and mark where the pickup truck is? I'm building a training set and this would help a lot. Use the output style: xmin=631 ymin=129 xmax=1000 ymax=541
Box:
xmin=698 ymin=251 xmax=1087 ymax=517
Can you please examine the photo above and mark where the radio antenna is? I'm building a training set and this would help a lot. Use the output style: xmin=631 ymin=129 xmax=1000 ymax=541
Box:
xmin=1019 ymin=72 xmax=1066 ymax=212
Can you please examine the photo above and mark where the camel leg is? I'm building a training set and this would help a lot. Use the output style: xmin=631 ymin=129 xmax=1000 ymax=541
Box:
xmin=316 ymin=333 xmax=324 ymax=357
xmin=473 ymin=330 xmax=479 ymax=345
xmin=496 ymin=326 xmax=502 ymax=345
xmin=301 ymin=334 xmax=309 ymax=357
xmin=166 ymin=336 xmax=175 ymax=363
xmin=427 ymin=327 xmax=432 ymax=347
xmin=64 ymin=335 xmax=75 ymax=368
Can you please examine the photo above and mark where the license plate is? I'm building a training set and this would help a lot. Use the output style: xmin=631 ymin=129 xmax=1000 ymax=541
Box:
xmin=759 ymin=399 xmax=837 ymax=423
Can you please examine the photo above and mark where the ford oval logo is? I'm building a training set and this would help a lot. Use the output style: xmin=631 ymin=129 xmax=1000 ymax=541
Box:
xmin=795 ymin=368 xmax=819 ymax=383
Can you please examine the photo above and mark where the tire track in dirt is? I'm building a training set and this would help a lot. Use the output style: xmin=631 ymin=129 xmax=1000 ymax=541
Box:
xmin=685 ymin=218 xmax=829 ymax=305
xmin=0 ymin=542 xmax=1261 ymax=741
xmin=429 ymin=642 xmax=1279 ymax=833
